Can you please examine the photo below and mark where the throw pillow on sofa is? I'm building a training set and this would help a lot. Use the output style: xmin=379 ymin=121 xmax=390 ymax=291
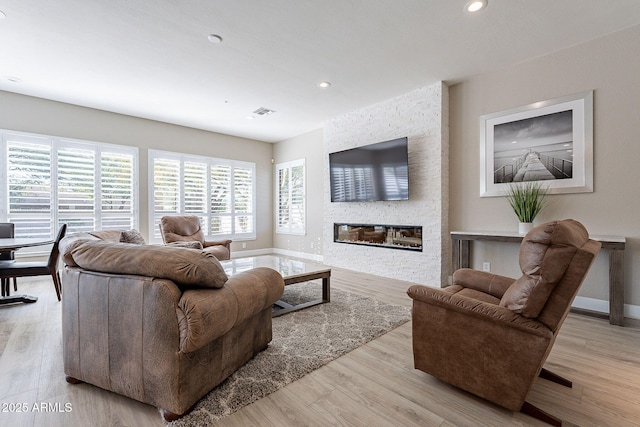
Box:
xmin=119 ymin=229 xmax=146 ymax=245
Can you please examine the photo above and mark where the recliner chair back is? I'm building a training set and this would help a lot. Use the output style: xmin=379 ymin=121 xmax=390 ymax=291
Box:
xmin=159 ymin=215 xmax=205 ymax=244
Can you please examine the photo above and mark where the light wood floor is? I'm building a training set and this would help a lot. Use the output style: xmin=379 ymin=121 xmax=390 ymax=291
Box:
xmin=1 ymin=269 xmax=639 ymax=427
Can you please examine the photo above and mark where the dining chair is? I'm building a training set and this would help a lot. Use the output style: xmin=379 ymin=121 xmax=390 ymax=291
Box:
xmin=0 ymin=224 xmax=67 ymax=301
xmin=0 ymin=223 xmax=18 ymax=296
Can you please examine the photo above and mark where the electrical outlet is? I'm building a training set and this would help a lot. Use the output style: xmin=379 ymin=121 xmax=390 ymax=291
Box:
xmin=242 ymin=242 xmax=246 ymax=249
xmin=482 ymin=262 xmax=491 ymax=272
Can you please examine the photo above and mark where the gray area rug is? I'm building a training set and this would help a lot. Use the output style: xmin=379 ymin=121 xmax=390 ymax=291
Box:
xmin=166 ymin=282 xmax=411 ymax=426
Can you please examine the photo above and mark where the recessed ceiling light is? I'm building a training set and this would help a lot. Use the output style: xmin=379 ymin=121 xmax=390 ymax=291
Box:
xmin=207 ymin=34 xmax=223 ymax=44
xmin=318 ymin=81 xmax=331 ymax=89
xmin=6 ymin=76 xmax=21 ymax=83
xmin=465 ymin=0 xmax=487 ymax=13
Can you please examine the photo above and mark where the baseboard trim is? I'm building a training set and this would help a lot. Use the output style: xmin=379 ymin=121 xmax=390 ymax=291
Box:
xmin=231 ymin=248 xmax=324 ymax=263
xmin=230 ymin=248 xmax=273 ymax=258
xmin=271 ymin=248 xmax=324 ymax=262
xmin=572 ymin=296 xmax=640 ymax=321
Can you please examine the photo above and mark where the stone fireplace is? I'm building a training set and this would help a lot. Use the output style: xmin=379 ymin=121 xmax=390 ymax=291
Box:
xmin=323 ymin=82 xmax=449 ymax=286
xmin=334 ymin=223 xmax=422 ymax=251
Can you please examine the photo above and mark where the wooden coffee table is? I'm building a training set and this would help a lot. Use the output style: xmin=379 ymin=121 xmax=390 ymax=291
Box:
xmin=220 ymin=255 xmax=331 ymax=317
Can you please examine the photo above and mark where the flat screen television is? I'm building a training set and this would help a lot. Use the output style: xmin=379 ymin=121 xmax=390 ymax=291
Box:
xmin=329 ymin=137 xmax=409 ymax=202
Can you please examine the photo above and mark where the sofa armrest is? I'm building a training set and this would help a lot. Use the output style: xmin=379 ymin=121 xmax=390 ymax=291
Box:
xmin=452 ymin=268 xmax=515 ymax=299
xmin=177 ymin=267 xmax=284 ymax=353
xmin=407 ymin=284 xmax=550 ymax=338
xmin=203 ymin=239 xmax=232 ymax=248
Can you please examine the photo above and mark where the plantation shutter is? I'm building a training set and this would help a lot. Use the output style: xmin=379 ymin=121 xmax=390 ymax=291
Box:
xmin=101 ymin=151 xmax=135 ymax=230
xmin=6 ymin=139 xmax=53 ymax=238
xmin=153 ymin=157 xmax=180 ymax=238
xmin=58 ymin=146 xmax=96 ymax=233
xmin=3 ymin=132 xmax=138 ymax=238
xmin=210 ymin=164 xmax=232 ymax=235
xmin=184 ymin=161 xmax=208 ymax=231
xmin=149 ymin=150 xmax=256 ymax=241
xmin=233 ymin=166 xmax=254 ymax=235
xmin=276 ymin=159 xmax=305 ymax=235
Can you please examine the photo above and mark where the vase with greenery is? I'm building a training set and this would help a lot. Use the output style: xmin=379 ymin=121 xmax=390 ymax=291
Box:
xmin=505 ymin=181 xmax=548 ymax=234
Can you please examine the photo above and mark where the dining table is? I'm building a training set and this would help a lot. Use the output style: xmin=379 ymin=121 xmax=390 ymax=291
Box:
xmin=0 ymin=237 xmax=54 ymax=305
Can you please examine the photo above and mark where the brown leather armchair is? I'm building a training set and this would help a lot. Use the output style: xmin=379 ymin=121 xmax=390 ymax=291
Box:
xmin=159 ymin=215 xmax=232 ymax=260
xmin=407 ymin=219 xmax=601 ymax=426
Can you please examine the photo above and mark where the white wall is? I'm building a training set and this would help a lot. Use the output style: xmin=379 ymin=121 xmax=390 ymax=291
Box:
xmin=0 ymin=91 xmax=275 ymax=253
xmin=323 ymin=83 xmax=449 ymax=285
xmin=273 ymin=128 xmax=324 ymax=260
xmin=449 ymin=24 xmax=640 ymax=318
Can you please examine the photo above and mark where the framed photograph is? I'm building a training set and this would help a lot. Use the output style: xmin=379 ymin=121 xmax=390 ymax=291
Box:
xmin=480 ymin=90 xmax=593 ymax=197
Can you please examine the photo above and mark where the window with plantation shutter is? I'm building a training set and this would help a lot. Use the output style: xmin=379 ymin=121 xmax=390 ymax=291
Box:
xmin=149 ymin=150 xmax=256 ymax=242
xmin=275 ymin=159 xmax=305 ymax=235
xmin=100 ymin=151 xmax=136 ymax=230
xmin=210 ymin=164 xmax=232 ymax=235
xmin=233 ymin=166 xmax=254 ymax=235
xmin=58 ymin=146 xmax=96 ymax=232
xmin=184 ymin=162 xmax=207 ymax=215
xmin=152 ymin=157 xmax=180 ymax=238
xmin=1 ymin=130 xmax=138 ymax=238
xmin=6 ymin=137 xmax=52 ymax=238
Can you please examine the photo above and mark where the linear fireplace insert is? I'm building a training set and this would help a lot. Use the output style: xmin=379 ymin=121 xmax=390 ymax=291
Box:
xmin=334 ymin=223 xmax=422 ymax=251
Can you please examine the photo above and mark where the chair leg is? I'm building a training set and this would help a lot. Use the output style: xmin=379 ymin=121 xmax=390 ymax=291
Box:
xmin=539 ymin=368 xmax=572 ymax=388
xmin=1 ymin=278 xmax=5 ymax=297
xmin=51 ymin=272 xmax=61 ymax=302
xmin=13 ymin=277 xmax=17 ymax=292
xmin=521 ymin=401 xmax=562 ymax=426
xmin=2 ymin=278 xmax=9 ymax=297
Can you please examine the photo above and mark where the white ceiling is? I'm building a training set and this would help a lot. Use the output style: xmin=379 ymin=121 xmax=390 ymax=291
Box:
xmin=2 ymin=1 xmax=640 ymax=143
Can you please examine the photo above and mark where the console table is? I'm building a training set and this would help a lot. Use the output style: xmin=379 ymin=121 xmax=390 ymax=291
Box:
xmin=450 ymin=231 xmax=626 ymax=326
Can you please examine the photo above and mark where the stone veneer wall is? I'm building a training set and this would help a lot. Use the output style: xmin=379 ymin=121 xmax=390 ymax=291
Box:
xmin=323 ymin=82 xmax=449 ymax=286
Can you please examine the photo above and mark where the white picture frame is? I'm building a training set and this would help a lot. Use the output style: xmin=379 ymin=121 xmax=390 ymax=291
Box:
xmin=480 ymin=90 xmax=593 ymax=197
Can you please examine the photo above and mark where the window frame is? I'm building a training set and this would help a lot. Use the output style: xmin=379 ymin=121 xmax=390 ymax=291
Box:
xmin=0 ymin=129 xmax=139 ymax=238
xmin=275 ymin=158 xmax=306 ymax=235
xmin=148 ymin=149 xmax=257 ymax=243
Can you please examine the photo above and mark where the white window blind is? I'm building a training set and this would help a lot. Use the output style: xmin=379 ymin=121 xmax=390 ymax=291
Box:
xmin=275 ymin=159 xmax=305 ymax=235
xmin=58 ymin=146 xmax=95 ymax=232
xmin=153 ymin=158 xmax=181 ymax=223
xmin=149 ymin=150 xmax=256 ymax=242
xmin=1 ymin=130 xmax=138 ymax=238
xmin=6 ymin=137 xmax=52 ymax=238
xmin=100 ymin=151 xmax=136 ymax=229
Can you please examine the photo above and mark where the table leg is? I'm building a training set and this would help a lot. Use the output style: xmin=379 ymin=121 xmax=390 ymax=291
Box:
xmin=609 ymin=249 xmax=624 ymax=326
xmin=452 ymin=237 xmax=460 ymax=272
xmin=322 ymin=276 xmax=331 ymax=302
xmin=454 ymin=239 xmax=470 ymax=269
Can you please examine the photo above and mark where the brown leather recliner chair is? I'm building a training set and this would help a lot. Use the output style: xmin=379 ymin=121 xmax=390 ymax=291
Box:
xmin=407 ymin=219 xmax=601 ymax=426
xmin=159 ymin=215 xmax=232 ymax=260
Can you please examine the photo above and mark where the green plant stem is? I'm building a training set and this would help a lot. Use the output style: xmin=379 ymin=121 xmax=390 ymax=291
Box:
xmin=505 ymin=182 xmax=548 ymax=223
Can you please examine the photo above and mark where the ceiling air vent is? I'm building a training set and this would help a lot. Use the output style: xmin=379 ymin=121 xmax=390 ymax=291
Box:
xmin=252 ymin=107 xmax=276 ymax=116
